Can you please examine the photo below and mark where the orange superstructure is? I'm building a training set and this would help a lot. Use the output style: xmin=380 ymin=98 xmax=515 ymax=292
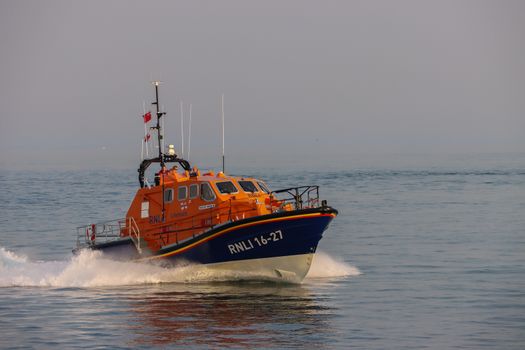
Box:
xmin=125 ymin=166 xmax=285 ymax=253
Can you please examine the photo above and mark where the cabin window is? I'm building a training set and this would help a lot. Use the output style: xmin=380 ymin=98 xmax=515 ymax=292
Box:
xmin=178 ymin=186 xmax=187 ymax=200
xmin=141 ymin=201 xmax=149 ymax=219
xmin=200 ymin=182 xmax=216 ymax=201
xmin=164 ymin=188 xmax=174 ymax=203
xmin=239 ymin=180 xmax=258 ymax=193
xmin=257 ymin=181 xmax=271 ymax=194
xmin=189 ymin=184 xmax=199 ymax=199
xmin=216 ymin=181 xmax=238 ymax=194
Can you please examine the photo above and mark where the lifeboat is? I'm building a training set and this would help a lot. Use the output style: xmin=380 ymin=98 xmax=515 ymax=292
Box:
xmin=74 ymin=82 xmax=338 ymax=282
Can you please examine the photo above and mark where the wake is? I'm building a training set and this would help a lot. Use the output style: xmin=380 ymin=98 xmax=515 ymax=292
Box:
xmin=0 ymin=246 xmax=359 ymax=288
xmin=307 ymin=251 xmax=361 ymax=278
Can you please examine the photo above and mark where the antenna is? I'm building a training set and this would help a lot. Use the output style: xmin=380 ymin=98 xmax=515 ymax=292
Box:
xmin=161 ymin=105 xmax=165 ymax=155
xmin=221 ymin=93 xmax=225 ymax=173
xmin=180 ymin=101 xmax=184 ymax=158
xmin=188 ymin=103 xmax=192 ymax=161
xmin=141 ymin=102 xmax=145 ymax=161
xmin=141 ymin=136 xmax=144 ymax=161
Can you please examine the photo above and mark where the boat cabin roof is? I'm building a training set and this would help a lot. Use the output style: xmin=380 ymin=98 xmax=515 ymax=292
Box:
xmin=144 ymin=166 xmax=271 ymax=197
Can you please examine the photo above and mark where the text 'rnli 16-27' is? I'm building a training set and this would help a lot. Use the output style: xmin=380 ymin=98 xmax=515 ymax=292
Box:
xmin=227 ymin=230 xmax=284 ymax=255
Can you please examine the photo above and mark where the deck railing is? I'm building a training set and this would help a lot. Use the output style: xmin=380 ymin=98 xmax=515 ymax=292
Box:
xmin=150 ymin=199 xmax=259 ymax=247
xmin=271 ymin=185 xmax=320 ymax=211
xmin=76 ymin=219 xmax=125 ymax=249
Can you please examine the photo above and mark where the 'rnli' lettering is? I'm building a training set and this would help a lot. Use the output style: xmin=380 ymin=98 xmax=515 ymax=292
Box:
xmin=227 ymin=230 xmax=284 ymax=255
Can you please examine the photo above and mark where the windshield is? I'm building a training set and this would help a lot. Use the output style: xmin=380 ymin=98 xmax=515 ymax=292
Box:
xmin=215 ymin=181 xmax=239 ymax=194
xmin=239 ymin=180 xmax=258 ymax=193
xmin=257 ymin=181 xmax=271 ymax=194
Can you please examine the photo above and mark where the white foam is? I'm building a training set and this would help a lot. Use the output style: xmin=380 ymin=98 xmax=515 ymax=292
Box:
xmin=0 ymin=246 xmax=28 ymax=267
xmin=305 ymin=251 xmax=361 ymax=278
xmin=0 ymin=246 xmax=359 ymax=287
xmin=0 ymin=248 xmax=199 ymax=287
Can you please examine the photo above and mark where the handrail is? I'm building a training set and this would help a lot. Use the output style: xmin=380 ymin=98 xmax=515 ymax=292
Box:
xmin=145 ymin=198 xmax=258 ymax=248
xmin=271 ymin=185 xmax=320 ymax=211
xmin=128 ymin=216 xmax=142 ymax=254
xmin=76 ymin=219 xmax=124 ymax=249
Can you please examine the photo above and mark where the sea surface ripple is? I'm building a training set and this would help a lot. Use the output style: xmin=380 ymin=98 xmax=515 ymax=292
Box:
xmin=1 ymin=154 xmax=524 ymax=349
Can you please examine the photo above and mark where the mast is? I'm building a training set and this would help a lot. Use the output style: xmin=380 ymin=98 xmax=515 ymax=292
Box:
xmin=138 ymin=82 xmax=192 ymax=188
xmin=152 ymin=81 xmax=165 ymax=167
xmin=152 ymin=81 xmax=166 ymax=221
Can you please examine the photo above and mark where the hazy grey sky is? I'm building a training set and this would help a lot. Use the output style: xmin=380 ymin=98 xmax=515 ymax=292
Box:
xmin=1 ymin=0 xmax=524 ymax=169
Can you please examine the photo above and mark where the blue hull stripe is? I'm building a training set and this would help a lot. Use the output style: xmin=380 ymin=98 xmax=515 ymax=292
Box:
xmin=149 ymin=211 xmax=336 ymax=265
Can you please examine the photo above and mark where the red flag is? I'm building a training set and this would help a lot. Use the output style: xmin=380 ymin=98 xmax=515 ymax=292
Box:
xmin=143 ymin=111 xmax=152 ymax=123
xmin=144 ymin=133 xmax=151 ymax=142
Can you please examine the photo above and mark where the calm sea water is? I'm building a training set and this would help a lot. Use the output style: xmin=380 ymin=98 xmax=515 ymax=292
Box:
xmin=1 ymin=153 xmax=524 ymax=349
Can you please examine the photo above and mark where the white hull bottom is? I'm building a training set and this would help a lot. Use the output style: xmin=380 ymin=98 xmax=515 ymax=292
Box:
xmin=203 ymin=253 xmax=315 ymax=283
